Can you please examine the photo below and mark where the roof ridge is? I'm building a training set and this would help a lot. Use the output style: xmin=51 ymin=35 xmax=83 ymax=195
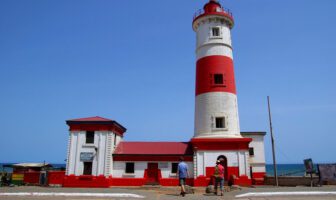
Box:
xmin=67 ymin=116 xmax=113 ymax=121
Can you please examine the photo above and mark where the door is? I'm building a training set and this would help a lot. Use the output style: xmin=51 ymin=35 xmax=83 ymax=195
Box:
xmin=146 ymin=163 xmax=159 ymax=184
xmin=83 ymin=162 xmax=92 ymax=175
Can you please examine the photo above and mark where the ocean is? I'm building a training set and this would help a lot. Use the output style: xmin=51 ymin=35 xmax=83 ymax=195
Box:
xmin=1 ymin=163 xmax=312 ymax=176
xmin=266 ymin=164 xmax=314 ymax=176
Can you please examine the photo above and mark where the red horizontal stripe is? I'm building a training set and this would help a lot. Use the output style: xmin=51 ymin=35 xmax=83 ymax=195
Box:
xmin=69 ymin=124 xmax=125 ymax=136
xmin=190 ymin=138 xmax=251 ymax=150
xmin=196 ymin=56 xmax=236 ymax=96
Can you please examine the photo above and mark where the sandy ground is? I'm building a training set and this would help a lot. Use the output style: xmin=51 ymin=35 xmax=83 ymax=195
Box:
xmin=0 ymin=185 xmax=336 ymax=200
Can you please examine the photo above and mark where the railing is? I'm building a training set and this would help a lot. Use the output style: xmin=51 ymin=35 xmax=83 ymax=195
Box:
xmin=193 ymin=7 xmax=233 ymax=20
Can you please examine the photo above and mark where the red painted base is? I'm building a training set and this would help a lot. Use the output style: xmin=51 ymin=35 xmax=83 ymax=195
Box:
xmin=109 ymin=178 xmax=147 ymax=186
xmin=48 ymin=171 xmax=65 ymax=185
xmin=232 ymin=175 xmax=252 ymax=186
xmin=62 ymin=171 xmax=254 ymax=188
xmin=63 ymin=175 xmax=112 ymax=188
xmin=251 ymin=172 xmax=266 ymax=185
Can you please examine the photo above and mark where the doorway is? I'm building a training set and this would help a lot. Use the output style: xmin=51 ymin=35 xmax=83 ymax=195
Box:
xmin=146 ymin=163 xmax=159 ymax=185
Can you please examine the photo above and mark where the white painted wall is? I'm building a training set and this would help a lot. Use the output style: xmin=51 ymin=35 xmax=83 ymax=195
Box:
xmin=194 ymin=92 xmax=241 ymax=138
xmin=66 ymin=131 xmax=117 ymax=177
xmin=250 ymin=164 xmax=266 ymax=173
xmin=113 ymin=161 xmax=147 ymax=178
xmin=112 ymin=161 xmax=193 ymax=179
xmin=159 ymin=162 xmax=193 ymax=178
xmin=195 ymin=150 xmax=250 ymax=178
xmin=238 ymin=151 xmax=250 ymax=177
xmin=194 ymin=16 xmax=233 ymax=60
xmin=241 ymin=133 xmax=266 ymax=173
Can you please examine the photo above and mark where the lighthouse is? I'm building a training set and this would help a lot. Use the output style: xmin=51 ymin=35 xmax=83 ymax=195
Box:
xmin=191 ymin=0 xmax=256 ymax=185
xmin=193 ymin=0 xmax=240 ymax=138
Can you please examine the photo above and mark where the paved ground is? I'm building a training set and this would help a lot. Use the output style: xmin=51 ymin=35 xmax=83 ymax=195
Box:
xmin=0 ymin=185 xmax=336 ymax=200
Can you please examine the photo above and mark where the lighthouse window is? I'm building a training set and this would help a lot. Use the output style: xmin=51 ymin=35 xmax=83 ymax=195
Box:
xmin=125 ymin=162 xmax=135 ymax=174
xmin=212 ymin=27 xmax=220 ymax=37
xmin=214 ymin=74 xmax=223 ymax=84
xmin=215 ymin=117 xmax=225 ymax=128
xmin=86 ymin=131 xmax=94 ymax=144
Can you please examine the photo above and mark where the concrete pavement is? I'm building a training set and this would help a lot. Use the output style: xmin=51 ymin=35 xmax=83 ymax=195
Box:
xmin=0 ymin=185 xmax=335 ymax=199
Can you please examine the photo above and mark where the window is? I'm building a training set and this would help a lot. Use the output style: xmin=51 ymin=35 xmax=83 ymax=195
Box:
xmin=249 ymin=147 xmax=254 ymax=156
xmin=171 ymin=163 xmax=178 ymax=174
xmin=212 ymin=27 xmax=220 ymax=37
xmin=86 ymin=131 xmax=94 ymax=144
xmin=125 ymin=162 xmax=134 ymax=174
xmin=214 ymin=74 xmax=223 ymax=84
xmin=215 ymin=117 xmax=225 ymax=128
xmin=114 ymin=134 xmax=117 ymax=146
xmin=83 ymin=162 xmax=92 ymax=175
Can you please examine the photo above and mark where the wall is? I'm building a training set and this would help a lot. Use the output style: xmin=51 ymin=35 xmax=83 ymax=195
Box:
xmin=194 ymin=93 xmax=240 ymax=138
xmin=66 ymin=131 xmax=116 ymax=177
xmin=241 ymin=134 xmax=266 ymax=174
xmin=113 ymin=161 xmax=147 ymax=178
xmin=23 ymin=172 xmax=40 ymax=184
xmin=195 ymin=150 xmax=250 ymax=178
xmin=264 ymin=176 xmax=323 ymax=186
xmin=48 ymin=171 xmax=65 ymax=186
xmin=113 ymin=161 xmax=193 ymax=179
xmin=194 ymin=16 xmax=232 ymax=60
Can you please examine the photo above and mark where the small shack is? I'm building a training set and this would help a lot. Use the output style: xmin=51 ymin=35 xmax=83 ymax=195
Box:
xmin=6 ymin=163 xmax=52 ymax=185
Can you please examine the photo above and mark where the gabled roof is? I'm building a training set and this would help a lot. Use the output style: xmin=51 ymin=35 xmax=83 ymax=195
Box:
xmin=66 ymin=116 xmax=127 ymax=135
xmin=114 ymin=141 xmax=193 ymax=155
xmin=67 ymin=116 xmax=113 ymax=122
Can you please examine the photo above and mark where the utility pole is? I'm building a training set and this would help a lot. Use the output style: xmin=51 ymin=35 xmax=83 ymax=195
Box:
xmin=267 ymin=96 xmax=278 ymax=186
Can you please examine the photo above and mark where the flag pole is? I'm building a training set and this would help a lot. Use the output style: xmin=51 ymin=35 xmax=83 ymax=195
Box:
xmin=267 ymin=96 xmax=278 ymax=186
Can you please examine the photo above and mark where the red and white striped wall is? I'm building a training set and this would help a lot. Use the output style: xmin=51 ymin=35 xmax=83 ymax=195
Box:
xmin=193 ymin=0 xmax=241 ymax=138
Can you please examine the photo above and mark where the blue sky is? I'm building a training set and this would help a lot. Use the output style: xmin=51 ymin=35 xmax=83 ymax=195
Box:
xmin=0 ymin=0 xmax=335 ymax=164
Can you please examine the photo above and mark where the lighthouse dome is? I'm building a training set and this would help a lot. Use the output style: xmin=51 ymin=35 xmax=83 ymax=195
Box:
xmin=193 ymin=0 xmax=234 ymax=29
xmin=204 ymin=0 xmax=221 ymax=13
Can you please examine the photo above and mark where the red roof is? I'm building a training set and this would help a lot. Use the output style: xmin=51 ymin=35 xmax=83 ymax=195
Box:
xmin=114 ymin=142 xmax=193 ymax=155
xmin=67 ymin=116 xmax=113 ymax=122
xmin=66 ymin=116 xmax=127 ymax=135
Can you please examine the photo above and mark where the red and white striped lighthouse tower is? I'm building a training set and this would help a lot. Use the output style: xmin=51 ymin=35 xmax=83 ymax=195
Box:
xmin=193 ymin=0 xmax=241 ymax=139
xmin=191 ymin=1 xmax=253 ymax=185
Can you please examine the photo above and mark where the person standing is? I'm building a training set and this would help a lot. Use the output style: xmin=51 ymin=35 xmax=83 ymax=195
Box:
xmin=213 ymin=160 xmax=225 ymax=196
xmin=177 ymin=156 xmax=189 ymax=197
